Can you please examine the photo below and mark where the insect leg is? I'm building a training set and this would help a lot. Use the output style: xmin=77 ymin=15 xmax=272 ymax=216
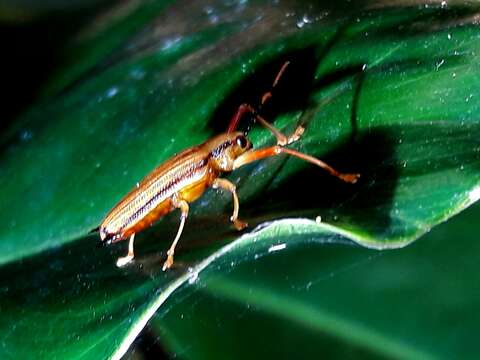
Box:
xmin=162 ymin=197 xmax=189 ymax=271
xmin=212 ymin=178 xmax=248 ymax=230
xmin=116 ymin=234 xmax=135 ymax=267
xmin=228 ymin=103 xmax=303 ymax=146
xmin=233 ymin=146 xmax=360 ymax=183
xmin=255 ymin=112 xmax=304 ymax=146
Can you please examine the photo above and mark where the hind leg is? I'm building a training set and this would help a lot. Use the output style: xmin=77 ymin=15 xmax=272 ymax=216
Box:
xmin=116 ymin=234 xmax=135 ymax=267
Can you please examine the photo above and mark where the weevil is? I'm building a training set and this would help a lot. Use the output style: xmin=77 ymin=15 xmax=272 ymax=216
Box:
xmin=98 ymin=62 xmax=360 ymax=270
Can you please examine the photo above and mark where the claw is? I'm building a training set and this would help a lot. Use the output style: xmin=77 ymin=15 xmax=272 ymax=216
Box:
xmin=286 ymin=125 xmax=305 ymax=145
xmin=232 ymin=218 xmax=248 ymax=231
xmin=339 ymin=173 xmax=361 ymax=184
xmin=162 ymin=253 xmax=174 ymax=271
xmin=116 ymin=254 xmax=133 ymax=267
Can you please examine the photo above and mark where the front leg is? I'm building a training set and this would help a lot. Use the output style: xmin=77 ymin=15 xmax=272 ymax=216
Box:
xmin=212 ymin=178 xmax=248 ymax=230
xmin=233 ymin=146 xmax=360 ymax=183
xmin=255 ymin=113 xmax=304 ymax=146
xmin=228 ymin=103 xmax=304 ymax=146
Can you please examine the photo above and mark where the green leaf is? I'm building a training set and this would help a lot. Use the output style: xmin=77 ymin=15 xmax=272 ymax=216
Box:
xmin=149 ymin=202 xmax=480 ymax=360
xmin=0 ymin=2 xmax=479 ymax=359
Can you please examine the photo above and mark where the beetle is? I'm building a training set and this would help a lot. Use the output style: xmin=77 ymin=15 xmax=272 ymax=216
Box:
xmin=98 ymin=62 xmax=360 ymax=270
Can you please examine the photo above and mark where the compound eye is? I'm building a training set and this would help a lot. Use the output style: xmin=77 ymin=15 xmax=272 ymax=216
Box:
xmin=236 ymin=135 xmax=248 ymax=148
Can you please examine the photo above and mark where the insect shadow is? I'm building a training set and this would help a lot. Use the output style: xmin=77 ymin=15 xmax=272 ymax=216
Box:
xmin=239 ymin=127 xmax=398 ymax=239
xmin=197 ymin=41 xmax=395 ymax=241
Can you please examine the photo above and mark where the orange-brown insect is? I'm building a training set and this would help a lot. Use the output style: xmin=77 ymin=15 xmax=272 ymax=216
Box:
xmin=98 ymin=62 xmax=359 ymax=270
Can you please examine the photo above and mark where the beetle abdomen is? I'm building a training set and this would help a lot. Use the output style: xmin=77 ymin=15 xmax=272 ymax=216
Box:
xmin=101 ymin=147 xmax=209 ymax=239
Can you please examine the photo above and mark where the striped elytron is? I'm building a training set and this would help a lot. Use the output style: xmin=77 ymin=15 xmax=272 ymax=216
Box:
xmin=98 ymin=62 xmax=359 ymax=270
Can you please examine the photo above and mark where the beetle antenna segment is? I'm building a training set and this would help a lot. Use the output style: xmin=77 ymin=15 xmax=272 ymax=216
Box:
xmin=273 ymin=61 xmax=290 ymax=88
xmin=227 ymin=103 xmax=254 ymax=133
xmin=261 ymin=61 xmax=290 ymax=106
xmin=227 ymin=61 xmax=290 ymax=133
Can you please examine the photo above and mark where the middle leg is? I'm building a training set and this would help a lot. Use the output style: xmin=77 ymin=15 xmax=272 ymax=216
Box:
xmin=212 ymin=178 xmax=248 ymax=230
xmin=162 ymin=196 xmax=189 ymax=271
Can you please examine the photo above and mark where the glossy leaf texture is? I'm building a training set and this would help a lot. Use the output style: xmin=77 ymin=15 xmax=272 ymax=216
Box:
xmin=0 ymin=1 xmax=479 ymax=359
xmin=148 ymin=202 xmax=480 ymax=360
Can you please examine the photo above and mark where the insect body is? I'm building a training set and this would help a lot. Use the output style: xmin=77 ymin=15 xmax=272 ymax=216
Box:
xmin=99 ymin=62 xmax=359 ymax=270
